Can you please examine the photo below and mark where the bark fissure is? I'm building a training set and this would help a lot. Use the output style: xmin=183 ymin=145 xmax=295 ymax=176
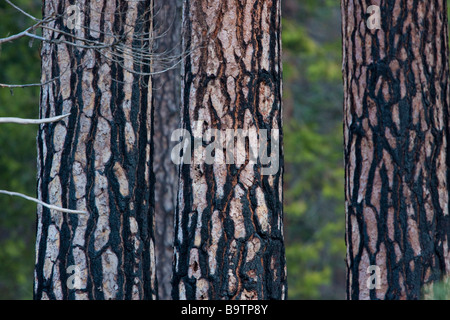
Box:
xmin=172 ymin=0 xmax=286 ymax=300
xmin=34 ymin=0 xmax=157 ymax=300
xmin=342 ymin=0 xmax=450 ymax=300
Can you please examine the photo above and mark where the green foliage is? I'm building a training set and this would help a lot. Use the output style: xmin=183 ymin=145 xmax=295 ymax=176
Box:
xmin=282 ymin=0 xmax=345 ymax=299
xmin=0 ymin=0 xmax=42 ymax=299
xmin=423 ymin=277 xmax=450 ymax=300
xmin=286 ymin=242 xmax=331 ymax=299
xmin=283 ymin=121 xmax=345 ymax=299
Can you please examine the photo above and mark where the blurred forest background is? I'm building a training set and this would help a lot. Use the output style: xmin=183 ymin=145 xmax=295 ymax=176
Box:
xmin=0 ymin=0 xmax=345 ymax=299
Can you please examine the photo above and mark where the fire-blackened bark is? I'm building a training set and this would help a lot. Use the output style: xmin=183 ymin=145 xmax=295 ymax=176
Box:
xmin=34 ymin=0 xmax=157 ymax=299
xmin=342 ymin=0 xmax=450 ymax=299
xmin=172 ymin=0 xmax=287 ymax=300
xmin=153 ymin=0 xmax=182 ymax=300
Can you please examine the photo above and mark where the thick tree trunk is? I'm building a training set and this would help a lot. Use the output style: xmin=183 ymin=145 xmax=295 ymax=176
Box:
xmin=34 ymin=0 xmax=157 ymax=300
xmin=153 ymin=0 xmax=182 ymax=300
xmin=342 ymin=0 xmax=450 ymax=299
xmin=172 ymin=0 xmax=287 ymax=300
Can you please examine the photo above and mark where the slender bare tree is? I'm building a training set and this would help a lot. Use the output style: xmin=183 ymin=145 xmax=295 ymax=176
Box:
xmin=342 ymin=0 xmax=450 ymax=299
xmin=172 ymin=0 xmax=287 ymax=300
xmin=153 ymin=0 xmax=182 ymax=300
xmin=34 ymin=0 xmax=157 ymax=299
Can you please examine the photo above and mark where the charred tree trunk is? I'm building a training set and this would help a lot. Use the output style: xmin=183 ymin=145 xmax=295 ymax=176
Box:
xmin=172 ymin=0 xmax=287 ymax=300
xmin=342 ymin=0 xmax=450 ymax=299
xmin=34 ymin=0 xmax=157 ymax=300
xmin=153 ymin=0 xmax=182 ymax=300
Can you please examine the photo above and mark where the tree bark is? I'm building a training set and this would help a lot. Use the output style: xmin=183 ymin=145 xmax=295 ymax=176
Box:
xmin=34 ymin=0 xmax=157 ymax=300
xmin=172 ymin=0 xmax=287 ymax=300
xmin=153 ymin=0 xmax=182 ymax=300
xmin=342 ymin=0 xmax=450 ymax=299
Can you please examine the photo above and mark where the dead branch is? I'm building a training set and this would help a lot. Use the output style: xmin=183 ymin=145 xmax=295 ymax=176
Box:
xmin=0 ymin=113 xmax=70 ymax=124
xmin=0 ymin=190 xmax=88 ymax=215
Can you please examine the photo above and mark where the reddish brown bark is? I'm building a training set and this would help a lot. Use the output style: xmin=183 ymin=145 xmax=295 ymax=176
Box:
xmin=34 ymin=0 xmax=157 ymax=300
xmin=342 ymin=0 xmax=450 ymax=299
xmin=172 ymin=0 xmax=287 ymax=300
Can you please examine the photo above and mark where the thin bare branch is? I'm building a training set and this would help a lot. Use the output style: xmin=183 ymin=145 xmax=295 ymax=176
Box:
xmin=5 ymin=0 xmax=40 ymax=21
xmin=0 ymin=113 xmax=70 ymax=124
xmin=0 ymin=27 xmax=34 ymax=44
xmin=0 ymin=14 xmax=55 ymax=44
xmin=0 ymin=190 xmax=88 ymax=215
xmin=0 ymin=1 xmax=190 ymax=79
xmin=0 ymin=55 xmax=73 ymax=89
xmin=0 ymin=81 xmax=49 ymax=89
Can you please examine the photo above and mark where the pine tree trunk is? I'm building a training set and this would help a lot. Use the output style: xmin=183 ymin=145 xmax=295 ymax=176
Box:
xmin=342 ymin=0 xmax=450 ymax=299
xmin=172 ymin=0 xmax=287 ymax=300
xmin=153 ymin=0 xmax=182 ymax=300
xmin=34 ymin=0 xmax=157 ymax=300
